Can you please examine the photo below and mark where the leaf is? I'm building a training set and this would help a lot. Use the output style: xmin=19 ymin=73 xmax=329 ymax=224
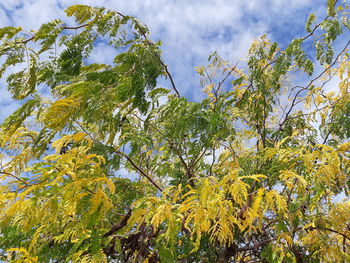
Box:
xmin=0 ymin=3 xmax=349 ymax=263
xmin=44 ymin=97 xmax=81 ymax=130
xmin=34 ymin=19 xmax=64 ymax=53
xmin=306 ymin=14 xmax=316 ymax=33
xmin=327 ymin=0 xmax=336 ymax=17
xmin=229 ymin=179 xmax=248 ymax=206
xmin=65 ymin=5 xmax=96 ymax=23
xmin=266 ymin=190 xmax=287 ymax=214
xmin=0 ymin=26 xmax=22 ymax=40
xmin=339 ymin=141 xmax=350 ymax=152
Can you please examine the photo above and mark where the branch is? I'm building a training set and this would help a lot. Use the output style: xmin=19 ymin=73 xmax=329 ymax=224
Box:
xmin=0 ymin=170 xmax=29 ymax=185
xmin=103 ymin=209 xmax=132 ymax=237
xmin=131 ymin=113 xmax=194 ymax=184
xmin=278 ymin=39 xmax=350 ymax=130
xmin=21 ymin=24 xmax=90 ymax=44
xmin=214 ymin=62 xmax=239 ymax=100
xmin=75 ymin=122 xmax=94 ymax=141
xmin=235 ymin=238 xmax=274 ymax=252
xmin=308 ymin=227 xmax=350 ymax=242
xmin=75 ymin=122 xmax=163 ymax=192
xmin=161 ymin=61 xmax=180 ymax=97
xmin=302 ymin=18 xmax=329 ymax=41
xmin=301 ymin=0 xmax=338 ymax=41
xmin=116 ymin=11 xmax=180 ymax=98
xmin=322 ymin=128 xmax=333 ymax=144
xmin=191 ymin=149 xmax=207 ymax=168
xmin=117 ymin=150 xmax=163 ymax=192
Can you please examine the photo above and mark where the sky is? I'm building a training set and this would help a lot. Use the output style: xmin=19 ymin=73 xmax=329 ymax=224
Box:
xmin=0 ymin=0 xmax=332 ymax=122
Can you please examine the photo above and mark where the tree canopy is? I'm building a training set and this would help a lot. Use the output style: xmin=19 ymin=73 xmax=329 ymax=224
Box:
xmin=0 ymin=1 xmax=350 ymax=262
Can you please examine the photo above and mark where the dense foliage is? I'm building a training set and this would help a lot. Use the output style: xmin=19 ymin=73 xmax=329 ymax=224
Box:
xmin=0 ymin=1 xmax=350 ymax=262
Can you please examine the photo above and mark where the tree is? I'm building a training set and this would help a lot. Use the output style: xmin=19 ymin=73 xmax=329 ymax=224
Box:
xmin=0 ymin=1 xmax=349 ymax=262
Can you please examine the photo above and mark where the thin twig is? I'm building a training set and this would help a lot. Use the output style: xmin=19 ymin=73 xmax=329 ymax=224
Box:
xmin=116 ymin=11 xmax=180 ymax=97
xmin=117 ymin=150 xmax=163 ymax=192
xmin=21 ymin=24 xmax=90 ymax=44
xmin=215 ymin=62 xmax=239 ymax=96
xmin=75 ymin=122 xmax=163 ymax=192
xmin=0 ymin=170 xmax=29 ymax=185
xmin=278 ymin=40 xmax=350 ymax=130
xmin=131 ymin=113 xmax=193 ymax=185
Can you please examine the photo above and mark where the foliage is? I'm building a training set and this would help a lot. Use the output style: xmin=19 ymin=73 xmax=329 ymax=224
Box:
xmin=0 ymin=1 xmax=350 ymax=262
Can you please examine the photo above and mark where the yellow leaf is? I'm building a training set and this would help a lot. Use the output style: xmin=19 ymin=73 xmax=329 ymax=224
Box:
xmin=72 ymin=132 xmax=88 ymax=142
xmin=339 ymin=142 xmax=350 ymax=152
xmin=278 ymin=232 xmax=294 ymax=246
xmin=266 ymin=190 xmax=287 ymax=213
xmin=314 ymin=94 xmax=324 ymax=106
xmin=229 ymin=180 xmax=248 ymax=206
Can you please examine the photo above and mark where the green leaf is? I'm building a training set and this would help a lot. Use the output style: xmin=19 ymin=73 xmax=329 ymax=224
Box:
xmin=65 ymin=5 xmax=96 ymax=24
xmin=0 ymin=26 xmax=22 ymax=40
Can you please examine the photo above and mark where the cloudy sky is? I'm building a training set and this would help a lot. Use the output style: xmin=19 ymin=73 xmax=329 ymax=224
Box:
xmin=0 ymin=0 xmax=331 ymax=121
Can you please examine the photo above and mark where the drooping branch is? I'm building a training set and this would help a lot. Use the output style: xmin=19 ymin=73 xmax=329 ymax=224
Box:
xmin=116 ymin=11 xmax=180 ymax=98
xmin=20 ymin=11 xmax=181 ymax=98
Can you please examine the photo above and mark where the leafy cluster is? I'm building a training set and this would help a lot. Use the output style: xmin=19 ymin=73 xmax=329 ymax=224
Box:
xmin=0 ymin=1 xmax=350 ymax=262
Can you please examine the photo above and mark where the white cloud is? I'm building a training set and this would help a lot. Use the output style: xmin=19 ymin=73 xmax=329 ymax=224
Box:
xmin=87 ymin=41 xmax=116 ymax=65
xmin=0 ymin=0 xmax=328 ymax=119
xmin=5 ymin=1 xmax=63 ymax=29
xmin=0 ymin=6 xmax=11 ymax=26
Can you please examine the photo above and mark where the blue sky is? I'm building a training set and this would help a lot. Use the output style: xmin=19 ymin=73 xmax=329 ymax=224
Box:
xmin=0 ymin=0 xmax=330 ymax=122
